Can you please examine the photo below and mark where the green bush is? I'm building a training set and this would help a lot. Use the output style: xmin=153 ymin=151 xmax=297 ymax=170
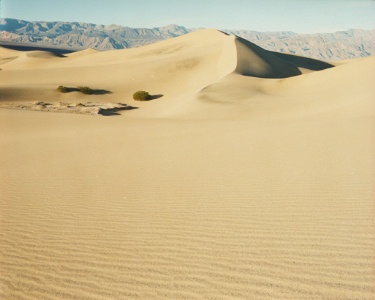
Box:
xmin=77 ymin=86 xmax=94 ymax=95
xmin=133 ymin=90 xmax=150 ymax=101
xmin=57 ymin=85 xmax=69 ymax=93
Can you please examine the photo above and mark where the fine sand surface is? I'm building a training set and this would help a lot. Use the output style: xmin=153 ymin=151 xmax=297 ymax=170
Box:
xmin=1 ymin=29 xmax=375 ymax=299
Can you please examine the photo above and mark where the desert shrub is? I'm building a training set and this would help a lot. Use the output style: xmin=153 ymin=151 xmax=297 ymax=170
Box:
xmin=77 ymin=86 xmax=94 ymax=94
xmin=57 ymin=85 xmax=69 ymax=93
xmin=133 ymin=90 xmax=150 ymax=101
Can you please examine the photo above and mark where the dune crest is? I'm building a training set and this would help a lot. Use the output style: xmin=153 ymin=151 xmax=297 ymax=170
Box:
xmin=66 ymin=48 xmax=100 ymax=57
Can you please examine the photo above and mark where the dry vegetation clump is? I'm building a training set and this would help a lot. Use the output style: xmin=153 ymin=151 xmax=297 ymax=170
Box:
xmin=57 ymin=85 xmax=69 ymax=93
xmin=77 ymin=86 xmax=94 ymax=94
xmin=57 ymin=86 xmax=94 ymax=94
xmin=133 ymin=91 xmax=150 ymax=101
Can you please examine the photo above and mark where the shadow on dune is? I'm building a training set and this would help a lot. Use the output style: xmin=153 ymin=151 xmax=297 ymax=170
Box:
xmin=235 ymin=37 xmax=302 ymax=78
xmin=272 ymin=52 xmax=334 ymax=71
xmin=88 ymin=89 xmax=112 ymax=95
xmin=149 ymin=94 xmax=164 ymax=100
xmin=234 ymin=36 xmax=334 ymax=78
xmin=135 ymin=94 xmax=164 ymax=101
xmin=62 ymin=87 xmax=112 ymax=95
xmin=26 ymin=52 xmax=67 ymax=58
xmin=99 ymin=105 xmax=138 ymax=116
xmin=0 ymin=43 xmax=75 ymax=55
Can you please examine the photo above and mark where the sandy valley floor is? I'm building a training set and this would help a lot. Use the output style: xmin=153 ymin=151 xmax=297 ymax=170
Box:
xmin=1 ymin=29 xmax=374 ymax=299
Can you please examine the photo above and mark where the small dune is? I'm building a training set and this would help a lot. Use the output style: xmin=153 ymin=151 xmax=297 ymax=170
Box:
xmin=25 ymin=50 xmax=64 ymax=59
xmin=66 ymin=48 xmax=100 ymax=58
xmin=0 ymin=46 xmax=23 ymax=65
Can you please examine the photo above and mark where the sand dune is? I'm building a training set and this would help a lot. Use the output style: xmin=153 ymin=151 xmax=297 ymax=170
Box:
xmin=0 ymin=29 xmax=334 ymax=105
xmin=0 ymin=46 xmax=22 ymax=65
xmin=66 ymin=48 xmax=100 ymax=57
xmin=1 ymin=29 xmax=374 ymax=300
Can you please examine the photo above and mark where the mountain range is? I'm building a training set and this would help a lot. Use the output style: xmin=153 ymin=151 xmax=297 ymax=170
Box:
xmin=1 ymin=18 xmax=374 ymax=61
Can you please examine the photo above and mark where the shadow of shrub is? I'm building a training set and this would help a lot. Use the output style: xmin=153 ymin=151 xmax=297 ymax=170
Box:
xmin=57 ymin=85 xmax=112 ymax=95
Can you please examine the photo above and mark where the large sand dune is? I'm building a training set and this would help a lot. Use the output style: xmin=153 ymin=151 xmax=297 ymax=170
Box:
xmin=1 ymin=29 xmax=374 ymax=299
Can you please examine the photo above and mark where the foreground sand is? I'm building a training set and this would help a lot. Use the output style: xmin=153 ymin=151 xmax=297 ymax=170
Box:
xmin=1 ymin=29 xmax=375 ymax=299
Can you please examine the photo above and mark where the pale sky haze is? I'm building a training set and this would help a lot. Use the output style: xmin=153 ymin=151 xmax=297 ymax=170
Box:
xmin=1 ymin=0 xmax=375 ymax=33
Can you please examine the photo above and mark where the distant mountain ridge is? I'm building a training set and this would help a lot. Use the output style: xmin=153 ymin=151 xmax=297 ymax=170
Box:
xmin=1 ymin=18 xmax=374 ymax=61
xmin=0 ymin=18 xmax=190 ymax=50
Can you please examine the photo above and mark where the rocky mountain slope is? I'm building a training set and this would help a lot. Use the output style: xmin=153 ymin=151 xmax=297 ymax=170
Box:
xmin=1 ymin=18 xmax=374 ymax=61
xmin=226 ymin=29 xmax=374 ymax=61
xmin=0 ymin=18 xmax=190 ymax=50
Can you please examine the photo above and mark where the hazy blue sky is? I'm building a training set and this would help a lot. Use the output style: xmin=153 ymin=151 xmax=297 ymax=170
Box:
xmin=1 ymin=0 xmax=375 ymax=33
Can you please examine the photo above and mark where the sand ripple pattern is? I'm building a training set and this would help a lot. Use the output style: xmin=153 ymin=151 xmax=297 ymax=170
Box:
xmin=1 ymin=110 xmax=375 ymax=300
